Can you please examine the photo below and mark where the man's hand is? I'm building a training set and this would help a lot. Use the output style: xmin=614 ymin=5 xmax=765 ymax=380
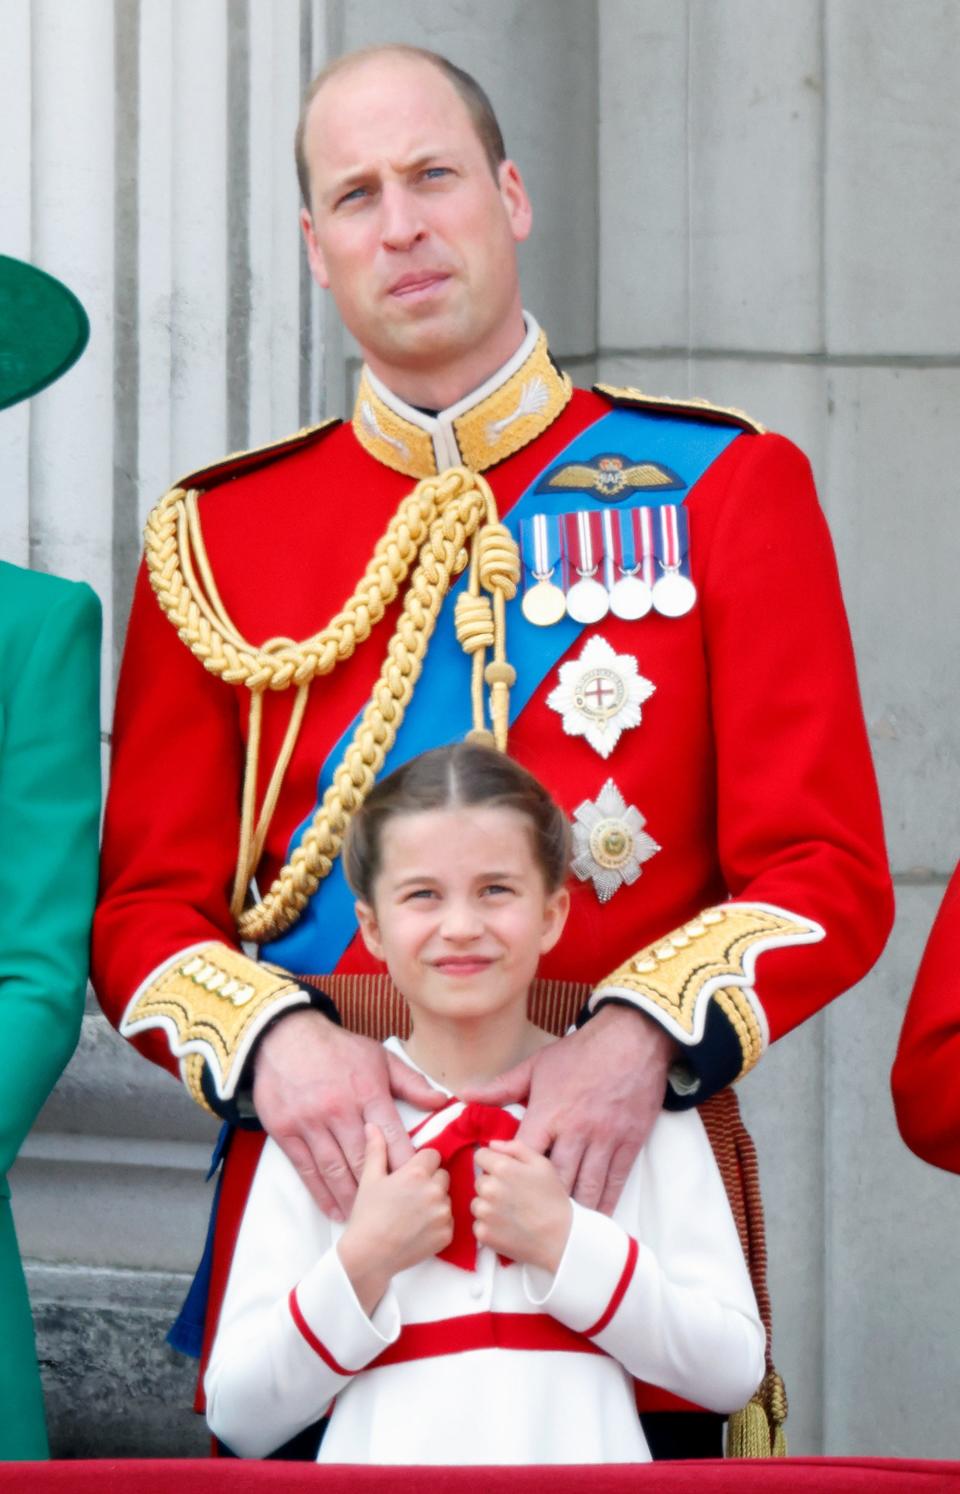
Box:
xmin=463 ymin=1004 xmax=677 ymax=1215
xmin=337 ymin=1125 xmax=453 ymax=1314
xmin=472 ymin=1139 xmax=572 ymax=1273
xmin=252 ymin=1010 xmax=446 ymax=1221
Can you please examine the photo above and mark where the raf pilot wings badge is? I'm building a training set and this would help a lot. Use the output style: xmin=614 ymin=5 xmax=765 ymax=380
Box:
xmin=537 ymin=453 xmax=685 ymax=502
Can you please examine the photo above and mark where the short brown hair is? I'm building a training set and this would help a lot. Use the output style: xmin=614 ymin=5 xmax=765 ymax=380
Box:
xmin=344 ymin=744 xmax=571 ymax=903
xmin=294 ymin=45 xmax=507 ymax=209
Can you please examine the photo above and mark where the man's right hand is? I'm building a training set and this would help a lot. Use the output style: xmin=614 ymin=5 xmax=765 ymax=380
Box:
xmin=252 ymin=1009 xmax=447 ymax=1220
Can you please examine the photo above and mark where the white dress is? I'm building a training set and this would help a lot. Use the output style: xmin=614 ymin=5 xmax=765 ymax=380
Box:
xmin=205 ymin=1038 xmax=765 ymax=1464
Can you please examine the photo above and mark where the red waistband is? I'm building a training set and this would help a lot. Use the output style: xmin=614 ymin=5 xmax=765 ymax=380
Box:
xmin=368 ymin=1310 xmax=704 ymax=1415
xmin=370 ymin=1311 xmax=605 ymax=1369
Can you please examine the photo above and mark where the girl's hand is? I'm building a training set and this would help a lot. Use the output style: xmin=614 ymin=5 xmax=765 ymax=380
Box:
xmin=471 ymin=1139 xmax=572 ymax=1273
xmin=337 ymin=1124 xmax=453 ymax=1312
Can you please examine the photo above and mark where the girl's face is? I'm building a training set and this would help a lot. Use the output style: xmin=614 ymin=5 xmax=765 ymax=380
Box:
xmin=355 ymin=804 xmax=569 ymax=1027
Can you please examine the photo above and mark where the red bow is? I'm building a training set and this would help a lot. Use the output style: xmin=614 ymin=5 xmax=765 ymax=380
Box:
xmin=420 ymin=1102 xmax=520 ymax=1271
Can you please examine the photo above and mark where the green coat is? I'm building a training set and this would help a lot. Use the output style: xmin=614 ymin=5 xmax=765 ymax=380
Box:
xmin=0 ymin=561 xmax=100 ymax=1459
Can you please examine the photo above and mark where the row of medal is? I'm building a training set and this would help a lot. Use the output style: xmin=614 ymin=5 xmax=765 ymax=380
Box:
xmin=519 ymin=505 xmax=697 ymax=627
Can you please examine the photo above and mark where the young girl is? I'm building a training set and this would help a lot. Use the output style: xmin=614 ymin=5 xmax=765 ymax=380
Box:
xmin=204 ymin=744 xmax=765 ymax=1464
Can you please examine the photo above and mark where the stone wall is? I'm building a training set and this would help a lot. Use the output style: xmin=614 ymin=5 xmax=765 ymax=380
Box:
xmin=2 ymin=0 xmax=959 ymax=1460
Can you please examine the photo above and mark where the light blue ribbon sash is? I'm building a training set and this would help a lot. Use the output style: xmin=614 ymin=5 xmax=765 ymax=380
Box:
xmin=264 ymin=408 xmax=739 ymax=973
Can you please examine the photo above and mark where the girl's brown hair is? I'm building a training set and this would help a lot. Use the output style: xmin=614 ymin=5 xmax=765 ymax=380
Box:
xmin=343 ymin=744 xmax=571 ymax=903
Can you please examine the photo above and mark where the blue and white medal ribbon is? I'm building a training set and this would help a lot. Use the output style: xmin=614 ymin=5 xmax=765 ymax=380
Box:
xmin=520 ymin=513 xmax=566 ymax=626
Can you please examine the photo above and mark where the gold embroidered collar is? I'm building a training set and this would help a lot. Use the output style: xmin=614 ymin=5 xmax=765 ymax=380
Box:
xmin=352 ymin=316 xmax=573 ymax=478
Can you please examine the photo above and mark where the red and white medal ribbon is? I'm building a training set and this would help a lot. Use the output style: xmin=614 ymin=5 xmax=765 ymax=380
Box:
xmin=652 ymin=505 xmax=696 ymax=617
xmin=564 ymin=510 xmax=609 ymax=623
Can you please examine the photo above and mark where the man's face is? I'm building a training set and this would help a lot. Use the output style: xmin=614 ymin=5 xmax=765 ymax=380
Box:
xmin=299 ymin=55 xmax=532 ymax=396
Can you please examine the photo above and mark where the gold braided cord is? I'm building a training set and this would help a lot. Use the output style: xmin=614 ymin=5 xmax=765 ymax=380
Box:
xmin=454 ymin=520 xmax=519 ymax=750
xmin=246 ymin=683 xmax=309 ymax=874
xmin=230 ymin=682 xmax=310 ymax=920
xmin=238 ymin=471 xmax=519 ymax=942
xmin=145 ymin=466 xmax=520 ymax=944
xmin=148 ymin=481 xmax=440 ymax=690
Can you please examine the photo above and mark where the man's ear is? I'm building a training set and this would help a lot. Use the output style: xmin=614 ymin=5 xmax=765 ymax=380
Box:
xmin=497 ymin=159 xmax=533 ymax=245
xmin=539 ymin=885 xmax=570 ymax=957
xmin=300 ymin=206 xmax=330 ymax=289
xmin=355 ymin=901 xmax=385 ymax=963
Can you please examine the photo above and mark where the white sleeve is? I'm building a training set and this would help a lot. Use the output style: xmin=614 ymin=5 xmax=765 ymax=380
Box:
xmin=204 ymin=1140 xmax=401 ymax=1458
xmin=522 ymin=1110 xmax=766 ymax=1414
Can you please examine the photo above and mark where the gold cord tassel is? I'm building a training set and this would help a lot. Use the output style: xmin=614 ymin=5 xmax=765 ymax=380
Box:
xmin=698 ymin=1093 xmax=788 ymax=1461
xmin=725 ymin=1370 xmax=788 ymax=1458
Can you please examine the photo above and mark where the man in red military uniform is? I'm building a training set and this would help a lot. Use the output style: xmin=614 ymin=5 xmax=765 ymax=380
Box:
xmin=93 ymin=44 xmax=892 ymax=1457
xmin=892 ymin=867 xmax=960 ymax=1172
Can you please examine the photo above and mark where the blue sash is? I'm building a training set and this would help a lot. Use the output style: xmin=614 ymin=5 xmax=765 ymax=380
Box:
xmin=264 ymin=408 xmax=739 ymax=973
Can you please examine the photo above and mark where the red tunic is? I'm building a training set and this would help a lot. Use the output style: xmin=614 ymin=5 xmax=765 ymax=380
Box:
xmin=891 ymin=864 xmax=960 ymax=1172
xmin=93 ymin=382 xmax=892 ymax=1094
xmin=92 ymin=340 xmax=893 ymax=1431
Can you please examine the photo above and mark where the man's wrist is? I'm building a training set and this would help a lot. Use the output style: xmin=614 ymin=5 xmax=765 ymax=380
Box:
xmin=589 ymin=996 xmax=680 ymax=1060
xmin=227 ymin=983 xmax=342 ymax=1125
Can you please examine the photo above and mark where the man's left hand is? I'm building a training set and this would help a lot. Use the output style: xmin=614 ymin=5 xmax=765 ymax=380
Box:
xmin=463 ymin=1005 xmax=677 ymax=1215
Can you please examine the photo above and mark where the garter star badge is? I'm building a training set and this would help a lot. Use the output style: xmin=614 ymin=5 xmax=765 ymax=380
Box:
xmin=571 ymin=780 xmax=660 ymax=902
xmin=546 ymin=635 xmax=655 ymax=759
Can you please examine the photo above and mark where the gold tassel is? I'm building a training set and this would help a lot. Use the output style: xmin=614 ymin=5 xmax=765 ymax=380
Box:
xmin=726 ymin=1399 xmax=772 ymax=1458
xmin=725 ymin=1371 xmax=788 ymax=1459
xmin=768 ymin=1370 xmax=789 ymax=1457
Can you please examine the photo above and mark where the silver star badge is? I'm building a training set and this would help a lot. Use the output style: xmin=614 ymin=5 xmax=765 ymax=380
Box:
xmin=571 ymin=779 xmax=660 ymax=902
xmin=546 ymin=635 xmax=655 ymax=759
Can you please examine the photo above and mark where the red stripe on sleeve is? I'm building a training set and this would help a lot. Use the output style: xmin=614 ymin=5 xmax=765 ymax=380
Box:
xmin=288 ymin=1287 xmax=356 ymax=1377
xmin=583 ymin=1234 xmax=639 ymax=1338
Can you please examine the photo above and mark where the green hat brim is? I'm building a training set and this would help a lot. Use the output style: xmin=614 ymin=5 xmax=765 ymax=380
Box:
xmin=0 ymin=256 xmax=90 ymax=411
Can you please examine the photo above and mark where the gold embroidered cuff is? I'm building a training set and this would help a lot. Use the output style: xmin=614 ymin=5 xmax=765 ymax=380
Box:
xmin=589 ymin=902 xmax=824 ymax=1079
xmin=119 ymin=943 xmax=311 ymax=1112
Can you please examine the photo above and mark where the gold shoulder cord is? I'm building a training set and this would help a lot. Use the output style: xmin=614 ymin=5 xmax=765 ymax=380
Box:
xmin=144 ymin=466 xmax=520 ymax=943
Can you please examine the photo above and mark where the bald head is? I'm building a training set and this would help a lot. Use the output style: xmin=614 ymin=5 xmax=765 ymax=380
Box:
xmin=295 ymin=45 xmax=506 ymax=209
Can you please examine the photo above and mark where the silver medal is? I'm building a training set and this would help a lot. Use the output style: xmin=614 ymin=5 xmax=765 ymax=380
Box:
xmin=565 ymin=574 xmax=609 ymax=624
xmin=609 ymin=573 xmax=654 ymax=621
xmin=522 ymin=576 xmax=567 ymax=627
xmin=652 ymin=568 xmax=696 ymax=617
